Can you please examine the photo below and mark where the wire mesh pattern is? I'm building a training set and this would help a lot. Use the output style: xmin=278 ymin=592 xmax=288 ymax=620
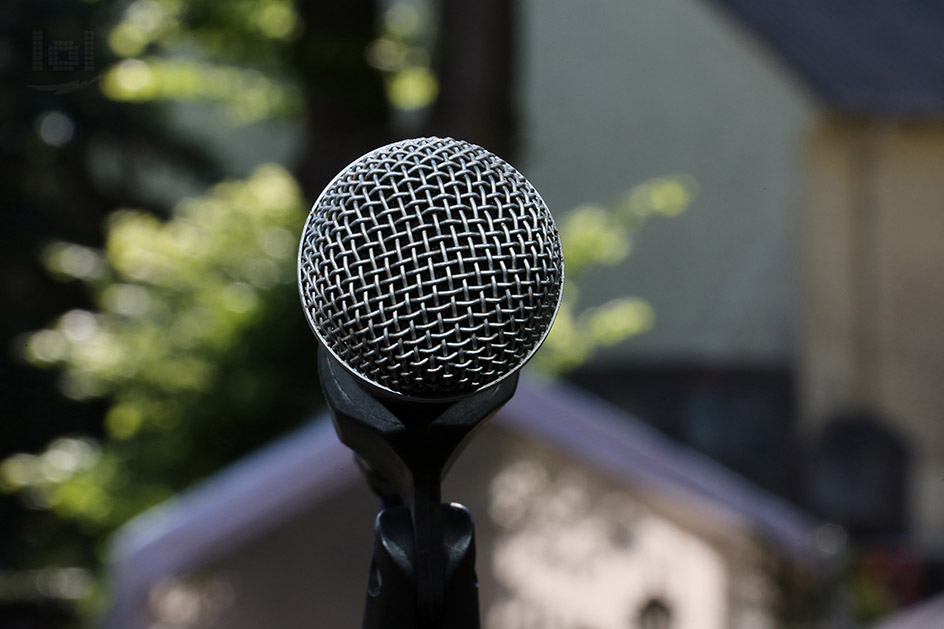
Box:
xmin=298 ymin=137 xmax=564 ymax=399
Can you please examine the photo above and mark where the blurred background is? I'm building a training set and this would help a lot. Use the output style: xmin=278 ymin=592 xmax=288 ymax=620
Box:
xmin=2 ymin=0 xmax=944 ymax=627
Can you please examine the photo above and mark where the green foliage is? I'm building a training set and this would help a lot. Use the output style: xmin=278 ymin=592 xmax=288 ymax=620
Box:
xmin=5 ymin=166 xmax=308 ymax=532
xmin=532 ymin=175 xmax=698 ymax=374
xmin=2 ymin=0 xmax=378 ymax=621
xmin=102 ymin=0 xmax=434 ymax=120
xmin=101 ymin=0 xmax=304 ymax=123
xmin=101 ymin=57 xmax=301 ymax=124
xmin=365 ymin=2 xmax=439 ymax=111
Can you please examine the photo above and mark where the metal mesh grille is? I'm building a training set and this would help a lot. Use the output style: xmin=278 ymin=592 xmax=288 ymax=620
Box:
xmin=298 ymin=137 xmax=564 ymax=399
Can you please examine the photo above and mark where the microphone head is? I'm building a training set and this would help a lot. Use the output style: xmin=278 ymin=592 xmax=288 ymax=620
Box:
xmin=298 ymin=137 xmax=564 ymax=401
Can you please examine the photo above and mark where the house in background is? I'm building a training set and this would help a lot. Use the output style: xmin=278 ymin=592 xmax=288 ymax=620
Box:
xmin=103 ymin=380 xmax=822 ymax=629
xmin=516 ymin=0 xmax=944 ymax=589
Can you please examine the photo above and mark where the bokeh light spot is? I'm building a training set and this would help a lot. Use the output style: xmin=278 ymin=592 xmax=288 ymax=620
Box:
xmin=37 ymin=112 xmax=75 ymax=147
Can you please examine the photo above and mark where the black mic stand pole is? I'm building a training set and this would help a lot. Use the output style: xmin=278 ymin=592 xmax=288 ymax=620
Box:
xmin=318 ymin=350 xmax=518 ymax=629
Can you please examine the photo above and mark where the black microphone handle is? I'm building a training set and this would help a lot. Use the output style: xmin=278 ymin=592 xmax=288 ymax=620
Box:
xmin=411 ymin=468 xmax=444 ymax=628
xmin=317 ymin=348 xmax=518 ymax=627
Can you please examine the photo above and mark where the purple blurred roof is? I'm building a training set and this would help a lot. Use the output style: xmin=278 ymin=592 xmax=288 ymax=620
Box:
xmin=708 ymin=0 xmax=944 ymax=115
xmin=869 ymin=592 xmax=944 ymax=629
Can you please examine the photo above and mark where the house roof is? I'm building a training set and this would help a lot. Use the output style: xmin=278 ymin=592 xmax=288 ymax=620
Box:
xmin=709 ymin=0 xmax=944 ymax=115
xmin=869 ymin=592 xmax=944 ymax=629
xmin=104 ymin=377 xmax=822 ymax=625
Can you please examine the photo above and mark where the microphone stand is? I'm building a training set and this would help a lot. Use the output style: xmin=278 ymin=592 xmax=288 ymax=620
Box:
xmin=318 ymin=350 xmax=518 ymax=629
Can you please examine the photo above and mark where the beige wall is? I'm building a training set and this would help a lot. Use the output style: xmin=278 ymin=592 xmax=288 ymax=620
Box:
xmin=449 ymin=426 xmax=742 ymax=629
xmin=800 ymin=118 xmax=944 ymax=544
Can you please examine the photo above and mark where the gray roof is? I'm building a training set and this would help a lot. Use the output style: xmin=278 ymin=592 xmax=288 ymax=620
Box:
xmin=104 ymin=377 xmax=821 ymax=625
xmin=709 ymin=0 xmax=944 ymax=115
xmin=103 ymin=418 xmax=361 ymax=628
xmin=869 ymin=593 xmax=944 ymax=629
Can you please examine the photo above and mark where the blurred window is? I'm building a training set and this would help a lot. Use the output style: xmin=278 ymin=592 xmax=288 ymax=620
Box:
xmin=812 ymin=412 xmax=909 ymax=536
xmin=637 ymin=598 xmax=672 ymax=629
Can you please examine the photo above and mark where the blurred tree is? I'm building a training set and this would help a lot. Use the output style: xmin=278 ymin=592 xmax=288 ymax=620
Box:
xmin=0 ymin=0 xmax=389 ymax=624
xmin=1 ymin=0 xmax=521 ymax=624
xmin=424 ymin=0 xmax=517 ymax=156
xmin=8 ymin=165 xmax=307 ymax=539
xmin=0 ymin=0 xmax=223 ymax=624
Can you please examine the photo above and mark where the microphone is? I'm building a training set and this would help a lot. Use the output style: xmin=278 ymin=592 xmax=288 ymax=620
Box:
xmin=297 ymin=137 xmax=563 ymax=628
xmin=298 ymin=136 xmax=563 ymax=402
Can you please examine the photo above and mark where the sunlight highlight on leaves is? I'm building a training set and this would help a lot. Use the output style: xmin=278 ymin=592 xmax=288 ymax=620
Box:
xmin=9 ymin=165 xmax=304 ymax=528
xmin=532 ymin=175 xmax=695 ymax=375
xmin=101 ymin=58 xmax=301 ymax=123
xmin=368 ymin=2 xmax=438 ymax=111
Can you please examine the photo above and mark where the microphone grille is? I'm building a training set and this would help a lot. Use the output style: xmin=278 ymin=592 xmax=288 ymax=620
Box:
xmin=298 ymin=137 xmax=564 ymax=400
